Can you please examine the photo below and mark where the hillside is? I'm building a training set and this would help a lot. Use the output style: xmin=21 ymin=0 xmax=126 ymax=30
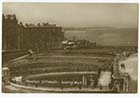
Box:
xmin=64 ymin=27 xmax=138 ymax=46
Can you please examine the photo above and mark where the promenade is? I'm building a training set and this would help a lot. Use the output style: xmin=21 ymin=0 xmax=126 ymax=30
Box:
xmin=3 ymin=82 xmax=112 ymax=93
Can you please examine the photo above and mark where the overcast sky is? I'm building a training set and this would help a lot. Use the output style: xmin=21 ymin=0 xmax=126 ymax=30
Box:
xmin=3 ymin=3 xmax=138 ymax=28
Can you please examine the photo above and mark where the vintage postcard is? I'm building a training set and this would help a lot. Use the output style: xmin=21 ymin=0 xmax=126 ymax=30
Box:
xmin=2 ymin=3 xmax=138 ymax=93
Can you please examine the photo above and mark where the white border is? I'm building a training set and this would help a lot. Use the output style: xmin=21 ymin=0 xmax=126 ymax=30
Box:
xmin=0 ymin=0 xmax=139 ymax=97
xmin=1 ymin=0 xmax=139 ymax=3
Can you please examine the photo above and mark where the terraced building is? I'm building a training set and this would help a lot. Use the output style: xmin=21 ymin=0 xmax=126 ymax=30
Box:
xmin=2 ymin=14 xmax=64 ymax=51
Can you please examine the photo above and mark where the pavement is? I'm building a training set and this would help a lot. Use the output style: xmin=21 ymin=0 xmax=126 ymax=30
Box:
xmin=2 ymin=82 xmax=112 ymax=93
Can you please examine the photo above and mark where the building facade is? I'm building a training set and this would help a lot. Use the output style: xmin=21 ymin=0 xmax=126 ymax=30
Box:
xmin=2 ymin=14 xmax=64 ymax=51
xmin=2 ymin=14 xmax=18 ymax=50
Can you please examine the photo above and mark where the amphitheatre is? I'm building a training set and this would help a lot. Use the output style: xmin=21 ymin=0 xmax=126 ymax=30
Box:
xmin=2 ymin=47 xmax=137 ymax=93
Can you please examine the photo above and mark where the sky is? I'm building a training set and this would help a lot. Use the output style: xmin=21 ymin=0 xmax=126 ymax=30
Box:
xmin=3 ymin=3 xmax=138 ymax=28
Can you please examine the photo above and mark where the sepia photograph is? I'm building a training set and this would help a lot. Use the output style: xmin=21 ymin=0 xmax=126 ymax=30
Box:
xmin=2 ymin=2 xmax=138 ymax=93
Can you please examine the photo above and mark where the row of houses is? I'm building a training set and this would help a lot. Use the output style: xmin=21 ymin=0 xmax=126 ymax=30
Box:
xmin=2 ymin=14 xmax=64 ymax=51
